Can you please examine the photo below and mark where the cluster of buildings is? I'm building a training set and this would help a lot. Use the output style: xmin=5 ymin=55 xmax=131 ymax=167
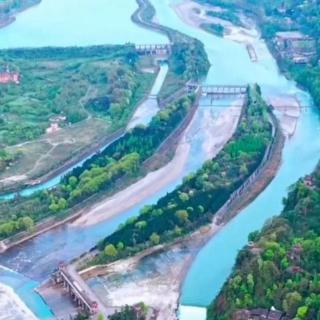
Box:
xmin=0 ymin=65 xmax=20 ymax=84
xmin=273 ymin=31 xmax=317 ymax=64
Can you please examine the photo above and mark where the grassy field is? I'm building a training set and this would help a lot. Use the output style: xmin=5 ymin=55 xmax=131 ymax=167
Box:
xmin=0 ymin=46 xmax=156 ymax=190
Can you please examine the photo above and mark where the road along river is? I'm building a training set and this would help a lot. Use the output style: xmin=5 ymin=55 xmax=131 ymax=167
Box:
xmin=0 ymin=0 xmax=320 ymax=319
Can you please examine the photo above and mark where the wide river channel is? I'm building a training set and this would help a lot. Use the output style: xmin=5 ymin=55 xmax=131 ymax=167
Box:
xmin=0 ymin=0 xmax=320 ymax=320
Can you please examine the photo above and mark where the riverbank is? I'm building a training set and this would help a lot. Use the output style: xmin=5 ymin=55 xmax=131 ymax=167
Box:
xmin=0 ymin=282 xmax=37 ymax=320
xmin=77 ymin=223 xmax=223 ymax=320
xmin=132 ymin=0 xmax=210 ymax=100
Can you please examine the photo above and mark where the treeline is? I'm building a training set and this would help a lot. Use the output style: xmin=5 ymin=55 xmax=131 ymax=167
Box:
xmin=91 ymin=86 xmax=273 ymax=265
xmin=0 ymin=96 xmax=194 ymax=239
xmin=200 ymin=23 xmax=225 ymax=37
xmin=206 ymin=9 xmax=244 ymax=27
xmin=255 ymin=0 xmax=320 ymax=107
xmin=0 ymin=45 xmax=137 ymax=62
xmin=0 ymin=45 xmax=143 ymax=146
xmin=208 ymin=166 xmax=320 ymax=320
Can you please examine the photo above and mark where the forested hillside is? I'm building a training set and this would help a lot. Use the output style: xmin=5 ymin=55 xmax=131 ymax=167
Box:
xmin=208 ymin=166 xmax=320 ymax=320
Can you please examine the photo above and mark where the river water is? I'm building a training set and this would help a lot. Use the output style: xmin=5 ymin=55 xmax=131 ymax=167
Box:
xmin=0 ymin=0 xmax=166 ymax=48
xmin=0 ymin=0 xmax=320 ymax=319
xmin=146 ymin=1 xmax=320 ymax=319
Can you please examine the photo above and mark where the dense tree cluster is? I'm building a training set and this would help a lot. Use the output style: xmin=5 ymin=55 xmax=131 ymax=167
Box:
xmin=200 ymin=23 xmax=225 ymax=37
xmin=170 ymin=41 xmax=210 ymax=81
xmin=93 ymin=86 xmax=273 ymax=265
xmin=0 ymin=96 xmax=194 ymax=239
xmin=208 ymin=167 xmax=320 ymax=320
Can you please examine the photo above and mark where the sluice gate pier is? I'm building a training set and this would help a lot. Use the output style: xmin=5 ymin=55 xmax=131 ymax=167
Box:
xmin=186 ymin=82 xmax=248 ymax=104
xmin=135 ymin=43 xmax=171 ymax=56
xmin=200 ymin=85 xmax=248 ymax=98
xmin=52 ymin=263 xmax=102 ymax=316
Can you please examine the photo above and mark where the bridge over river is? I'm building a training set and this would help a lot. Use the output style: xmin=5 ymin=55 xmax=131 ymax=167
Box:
xmin=135 ymin=43 xmax=171 ymax=56
xmin=52 ymin=263 xmax=110 ymax=317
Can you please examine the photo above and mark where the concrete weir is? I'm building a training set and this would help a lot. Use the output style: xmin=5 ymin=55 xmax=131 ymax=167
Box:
xmin=135 ymin=43 xmax=171 ymax=56
xmin=51 ymin=263 xmax=102 ymax=316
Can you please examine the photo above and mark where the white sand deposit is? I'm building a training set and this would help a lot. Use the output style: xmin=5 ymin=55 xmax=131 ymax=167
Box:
xmin=0 ymin=283 xmax=37 ymax=320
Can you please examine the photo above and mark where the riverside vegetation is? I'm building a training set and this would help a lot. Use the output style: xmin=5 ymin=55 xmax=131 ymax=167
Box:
xmin=208 ymin=166 xmax=320 ymax=320
xmin=133 ymin=0 xmax=210 ymax=100
xmin=0 ymin=95 xmax=195 ymax=239
xmin=0 ymin=45 xmax=155 ymax=180
xmin=89 ymin=85 xmax=273 ymax=265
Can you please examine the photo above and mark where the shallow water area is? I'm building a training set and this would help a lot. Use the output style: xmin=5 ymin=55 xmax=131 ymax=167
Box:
xmin=127 ymin=64 xmax=169 ymax=130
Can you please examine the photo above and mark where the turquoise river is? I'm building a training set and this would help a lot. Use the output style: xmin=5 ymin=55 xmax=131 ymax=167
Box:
xmin=0 ymin=0 xmax=320 ymax=320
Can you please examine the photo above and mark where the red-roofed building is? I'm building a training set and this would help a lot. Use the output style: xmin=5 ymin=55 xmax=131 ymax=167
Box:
xmin=0 ymin=66 xmax=20 ymax=84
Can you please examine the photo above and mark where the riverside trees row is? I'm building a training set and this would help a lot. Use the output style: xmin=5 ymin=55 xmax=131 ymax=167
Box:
xmin=91 ymin=85 xmax=273 ymax=265
xmin=0 ymin=95 xmax=195 ymax=239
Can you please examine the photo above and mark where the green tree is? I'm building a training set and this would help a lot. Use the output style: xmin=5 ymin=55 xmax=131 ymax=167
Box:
xmin=297 ymin=306 xmax=308 ymax=319
xmin=104 ymin=244 xmax=118 ymax=257
xmin=150 ymin=233 xmax=160 ymax=245
xmin=175 ymin=210 xmax=189 ymax=224
xmin=283 ymin=292 xmax=303 ymax=317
